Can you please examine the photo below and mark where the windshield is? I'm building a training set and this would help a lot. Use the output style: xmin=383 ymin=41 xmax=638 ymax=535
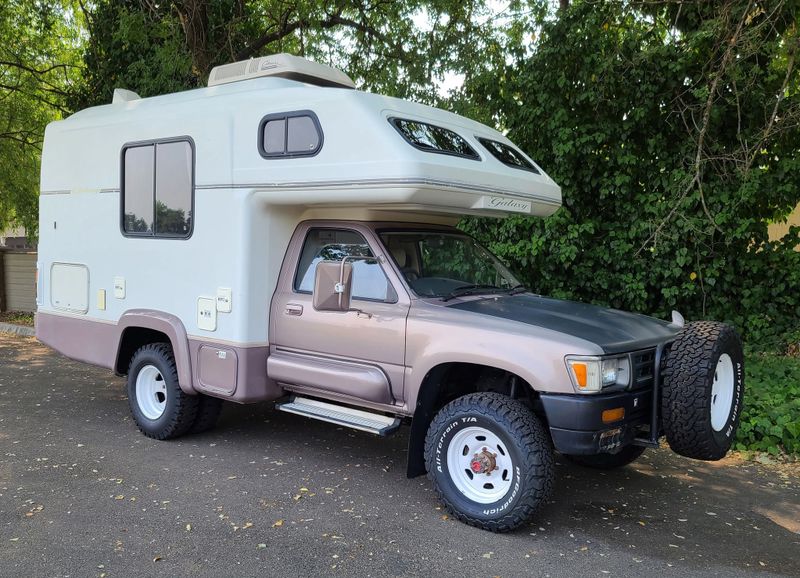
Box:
xmin=379 ymin=231 xmax=521 ymax=299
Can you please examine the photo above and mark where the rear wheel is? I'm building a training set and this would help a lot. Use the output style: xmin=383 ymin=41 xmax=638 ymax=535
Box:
xmin=565 ymin=445 xmax=646 ymax=469
xmin=190 ymin=395 xmax=224 ymax=434
xmin=662 ymin=321 xmax=744 ymax=460
xmin=127 ymin=343 xmax=198 ymax=440
xmin=424 ymin=392 xmax=554 ymax=532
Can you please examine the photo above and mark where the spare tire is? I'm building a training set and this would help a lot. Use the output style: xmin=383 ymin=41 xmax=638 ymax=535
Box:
xmin=662 ymin=321 xmax=744 ymax=460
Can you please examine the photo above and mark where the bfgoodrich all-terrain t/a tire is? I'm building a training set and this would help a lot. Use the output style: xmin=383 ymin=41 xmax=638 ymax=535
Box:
xmin=424 ymin=392 xmax=554 ymax=533
xmin=127 ymin=343 xmax=199 ymax=440
xmin=662 ymin=321 xmax=744 ymax=461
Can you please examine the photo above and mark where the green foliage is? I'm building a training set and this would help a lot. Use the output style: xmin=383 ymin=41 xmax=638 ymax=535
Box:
xmin=736 ymin=353 xmax=800 ymax=455
xmin=71 ymin=0 xmax=508 ymax=108
xmin=0 ymin=1 xmax=82 ymax=239
xmin=0 ymin=311 xmax=34 ymax=326
xmin=72 ymin=0 xmax=197 ymax=108
xmin=459 ymin=1 xmax=800 ymax=351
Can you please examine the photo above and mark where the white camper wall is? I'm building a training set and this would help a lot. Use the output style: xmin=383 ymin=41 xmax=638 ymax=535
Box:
xmin=38 ymin=188 xmax=259 ymax=343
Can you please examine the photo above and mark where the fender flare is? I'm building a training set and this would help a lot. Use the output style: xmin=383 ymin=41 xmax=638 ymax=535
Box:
xmin=406 ymin=364 xmax=451 ymax=478
xmin=116 ymin=309 xmax=196 ymax=395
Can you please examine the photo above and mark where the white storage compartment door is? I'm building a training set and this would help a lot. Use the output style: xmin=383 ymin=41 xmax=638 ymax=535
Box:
xmin=50 ymin=263 xmax=89 ymax=313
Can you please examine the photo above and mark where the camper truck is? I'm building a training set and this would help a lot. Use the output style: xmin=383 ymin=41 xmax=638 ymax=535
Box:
xmin=37 ymin=54 xmax=744 ymax=532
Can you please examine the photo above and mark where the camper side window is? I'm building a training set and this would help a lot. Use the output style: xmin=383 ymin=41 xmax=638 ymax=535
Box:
xmin=477 ymin=137 xmax=540 ymax=174
xmin=294 ymin=229 xmax=397 ymax=303
xmin=258 ymin=110 xmax=322 ymax=158
xmin=122 ymin=139 xmax=194 ymax=238
xmin=389 ymin=118 xmax=480 ymax=161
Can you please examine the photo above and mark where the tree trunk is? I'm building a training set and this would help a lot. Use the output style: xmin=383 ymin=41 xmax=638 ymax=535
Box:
xmin=175 ymin=0 xmax=211 ymax=79
xmin=559 ymin=0 xmax=569 ymax=10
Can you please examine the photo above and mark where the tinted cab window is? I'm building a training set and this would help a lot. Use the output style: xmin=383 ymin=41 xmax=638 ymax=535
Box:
xmin=295 ymin=229 xmax=396 ymax=302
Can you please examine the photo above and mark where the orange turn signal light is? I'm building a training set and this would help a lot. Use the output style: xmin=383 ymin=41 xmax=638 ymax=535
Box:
xmin=602 ymin=407 xmax=625 ymax=424
xmin=572 ymin=363 xmax=588 ymax=388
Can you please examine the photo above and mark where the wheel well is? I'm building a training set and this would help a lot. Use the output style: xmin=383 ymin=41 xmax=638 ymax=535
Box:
xmin=115 ymin=327 xmax=171 ymax=375
xmin=405 ymin=362 xmax=537 ymax=478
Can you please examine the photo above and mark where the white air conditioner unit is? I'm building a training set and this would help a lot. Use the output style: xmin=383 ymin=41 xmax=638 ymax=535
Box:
xmin=208 ymin=53 xmax=355 ymax=89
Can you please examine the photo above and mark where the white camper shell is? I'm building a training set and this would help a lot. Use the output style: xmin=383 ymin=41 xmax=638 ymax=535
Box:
xmin=37 ymin=54 xmax=561 ymax=397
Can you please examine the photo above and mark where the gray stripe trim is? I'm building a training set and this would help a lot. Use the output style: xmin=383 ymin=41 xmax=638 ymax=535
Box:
xmin=42 ymin=177 xmax=561 ymax=206
xmin=40 ymin=189 xmax=120 ymax=195
xmin=196 ymin=177 xmax=561 ymax=206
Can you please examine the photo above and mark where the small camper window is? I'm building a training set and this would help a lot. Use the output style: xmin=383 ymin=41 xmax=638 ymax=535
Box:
xmin=258 ymin=110 xmax=322 ymax=158
xmin=121 ymin=138 xmax=194 ymax=238
xmin=389 ymin=118 xmax=480 ymax=160
xmin=477 ymin=137 xmax=540 ymax=174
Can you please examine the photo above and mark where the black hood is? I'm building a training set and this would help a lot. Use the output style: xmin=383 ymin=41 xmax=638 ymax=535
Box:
xmin=448 ymin=294 xmax=679 ymax=354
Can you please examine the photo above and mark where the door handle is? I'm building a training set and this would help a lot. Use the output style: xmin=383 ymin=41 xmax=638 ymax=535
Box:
xmin=285 ymin=304 xmax=303 ymax=316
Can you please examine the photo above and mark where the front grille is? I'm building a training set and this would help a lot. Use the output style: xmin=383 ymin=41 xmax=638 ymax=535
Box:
xmin=629 ymin=348 xmax=656 ymax=390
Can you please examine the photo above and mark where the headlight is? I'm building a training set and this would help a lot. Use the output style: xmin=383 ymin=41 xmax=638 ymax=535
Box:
xmin=565 ymin=355 xmax=630 ymax=393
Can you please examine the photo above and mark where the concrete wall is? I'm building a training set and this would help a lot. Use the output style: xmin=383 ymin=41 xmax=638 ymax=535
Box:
xmin=2 ymin=251 xmax=37 ymax=312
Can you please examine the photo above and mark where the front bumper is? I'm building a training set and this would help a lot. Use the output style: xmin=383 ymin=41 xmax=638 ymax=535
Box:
xmin=539 ymin=388 xmax=657 ymax=455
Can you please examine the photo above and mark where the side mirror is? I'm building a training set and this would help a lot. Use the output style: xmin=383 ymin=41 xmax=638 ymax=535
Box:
xmin=312 ymin=260 xmax=353 ymax=311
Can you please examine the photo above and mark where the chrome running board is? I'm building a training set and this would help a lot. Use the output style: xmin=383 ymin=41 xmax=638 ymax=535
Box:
xmin=275 ymin=396 xmax=401 ymax=436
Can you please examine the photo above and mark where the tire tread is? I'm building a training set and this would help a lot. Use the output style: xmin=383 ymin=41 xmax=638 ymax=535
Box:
xmin=662 ymin=321 xmax=743 ymax=460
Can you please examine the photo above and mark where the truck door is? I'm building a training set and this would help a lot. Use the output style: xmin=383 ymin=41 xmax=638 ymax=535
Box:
xmin=270 ymin=226 xmax=409 ymax=406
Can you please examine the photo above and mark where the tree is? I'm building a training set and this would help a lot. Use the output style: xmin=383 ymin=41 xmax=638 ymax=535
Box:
xmin=460 ymin=0 xmax=800 ymax=347
xmin=0 ymin=0 xmax=83 ymax=238
xmin=72 ymin=0 xmax=508 ymax=108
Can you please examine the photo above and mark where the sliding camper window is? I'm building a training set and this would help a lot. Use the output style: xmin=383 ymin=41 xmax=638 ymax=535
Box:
xmin=477 ymin=137 xmax=540 ymax=174
xmin=389 ymin=118 xmax=480 ymax=161
xmin=121 ymin=138 xmax=194 ymax=238
xmin=258 ymin=110 xmax=323 ymax=158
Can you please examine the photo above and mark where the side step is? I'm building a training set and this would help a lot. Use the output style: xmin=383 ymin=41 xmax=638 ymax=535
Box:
xmin=275 ymin=396 xmax=401 ymax=436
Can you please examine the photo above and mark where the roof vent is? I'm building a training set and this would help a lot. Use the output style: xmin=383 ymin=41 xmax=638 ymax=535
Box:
xmin=112 ymin=88 xmax=141 ymax=103
xmin=208 ymin=53 xmax=355 ymax=89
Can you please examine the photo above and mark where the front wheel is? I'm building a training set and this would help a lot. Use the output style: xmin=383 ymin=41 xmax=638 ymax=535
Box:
xmin=424 ymin=392 xmax=554 ymax=532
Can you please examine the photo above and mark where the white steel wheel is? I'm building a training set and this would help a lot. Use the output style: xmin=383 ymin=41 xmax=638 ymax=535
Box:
xmin=135 ymin=364 xmax=168 ymax=420
xmin=710 ymin=353 xmax=735 ymax=432
xmin=446 ymin=426 xmax=514 ymax=504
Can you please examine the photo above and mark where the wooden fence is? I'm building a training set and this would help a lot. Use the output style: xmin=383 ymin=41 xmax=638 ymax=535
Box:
xmin=0 ymin=250 xmax=37 ymax=313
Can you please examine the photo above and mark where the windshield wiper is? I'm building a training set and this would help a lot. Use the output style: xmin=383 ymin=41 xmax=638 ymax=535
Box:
xmin=506 ymin=284 xmax=528 ymax=295
xmin=441 ymin=284 xmax=503 ymax=302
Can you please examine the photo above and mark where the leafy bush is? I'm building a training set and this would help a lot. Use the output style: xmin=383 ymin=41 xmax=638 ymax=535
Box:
xmin=735 ymin=354 xmax=800 ymax=455
xmin=458 ymin=1 xmax=800 ymax=353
